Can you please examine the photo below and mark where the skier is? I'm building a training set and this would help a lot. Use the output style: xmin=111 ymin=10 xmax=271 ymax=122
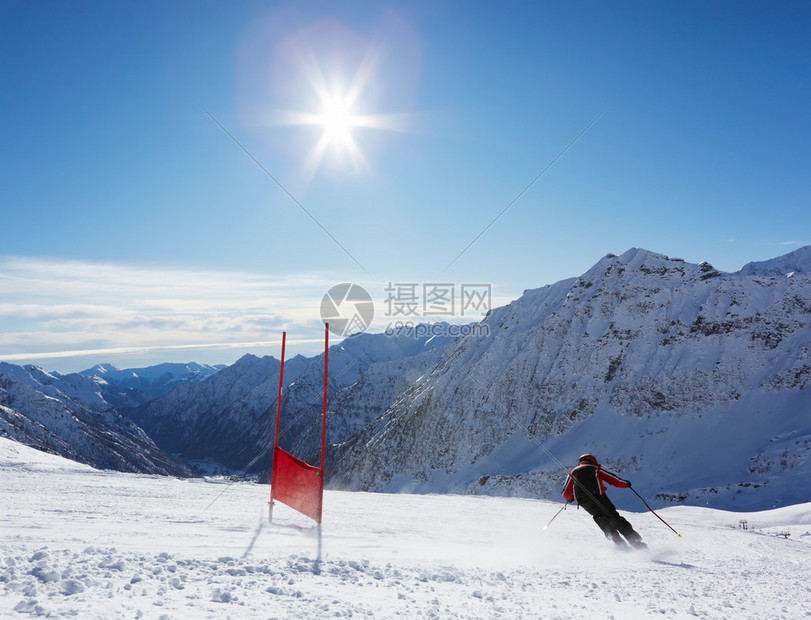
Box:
xmin=562 ymin=454 xmax=646 ymax=549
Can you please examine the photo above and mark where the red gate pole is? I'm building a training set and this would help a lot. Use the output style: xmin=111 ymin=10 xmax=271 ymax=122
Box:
xmin=317 ymin=323 xmax=328 ymax=524
xmin=269 ymin=331 xmax=286 ymax=522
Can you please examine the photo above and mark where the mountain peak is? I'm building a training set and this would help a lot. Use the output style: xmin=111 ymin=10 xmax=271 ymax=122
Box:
xmin=592 ymin=247 xmax=688 ymax=270
xmin=617 ymin=247 xmax=670 ymax=264
xmin=577 ymin=247 xmax=703 ymax=289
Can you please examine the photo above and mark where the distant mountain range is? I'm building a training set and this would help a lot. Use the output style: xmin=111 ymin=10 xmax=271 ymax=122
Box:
xmin=1 ymin=246 xmax=808 ymax=509
xmin=0 ymin=363 xmax=191 ymax=476
xmin=126 ymin=331 xmax=456 ymax=474
xmin=79 ymin=362 xmax=225 ymax=407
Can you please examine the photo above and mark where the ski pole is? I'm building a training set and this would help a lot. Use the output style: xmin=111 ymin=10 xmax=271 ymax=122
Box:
xmin=543 ymin=502 xmax=569 ymax=531
xmin=630 ymin=487 xmax=681 ymax=537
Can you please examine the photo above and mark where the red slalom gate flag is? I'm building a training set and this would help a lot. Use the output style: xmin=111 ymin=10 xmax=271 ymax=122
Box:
xmin=271 ymin=446 xmax=324 ymax=523
xmin=269 ymin=324 xmax=329 ymax=524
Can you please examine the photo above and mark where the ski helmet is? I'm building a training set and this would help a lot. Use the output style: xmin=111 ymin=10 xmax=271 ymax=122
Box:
xmin=579 ymin=453 xmax=598 ymax=465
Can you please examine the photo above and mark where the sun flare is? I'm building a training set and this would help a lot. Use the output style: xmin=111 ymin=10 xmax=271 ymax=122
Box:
xmin=266 ymin=47 xmax=411 ymax=179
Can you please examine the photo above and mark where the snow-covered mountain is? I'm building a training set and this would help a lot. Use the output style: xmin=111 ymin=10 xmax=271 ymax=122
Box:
xmin=80 ymin=362 xmax=225 ymax=407
xmin=127 ymin=329 xmax=457 ymax=473
xmin=0 ymin=363 xmax=191 ymax=476
xmin=332 ymin=247 xmax=811 ymax=510
xmin=3 ymin=247 xmax=808 ymax=511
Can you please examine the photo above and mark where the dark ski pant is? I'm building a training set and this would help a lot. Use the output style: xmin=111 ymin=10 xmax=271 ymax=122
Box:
xmin=579 ymin=494 xmax=643 ymax=546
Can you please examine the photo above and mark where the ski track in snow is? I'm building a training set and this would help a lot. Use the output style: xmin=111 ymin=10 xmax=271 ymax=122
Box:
xmin=1 ymin=439 xmax=810 ymax=619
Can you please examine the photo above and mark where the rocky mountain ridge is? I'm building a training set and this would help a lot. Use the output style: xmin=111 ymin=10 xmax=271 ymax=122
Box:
xmin=331 ymin=247 xmax=811 ymax=510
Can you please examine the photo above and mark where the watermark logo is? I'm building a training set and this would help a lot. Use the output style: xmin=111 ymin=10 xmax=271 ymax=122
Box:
xmin=320 ymin=283 xmax=374 ymax=337
xmin=321 ymin=281 xmax=492 ymax=340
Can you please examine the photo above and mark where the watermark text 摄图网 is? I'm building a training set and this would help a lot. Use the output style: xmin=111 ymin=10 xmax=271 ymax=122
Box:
xmin=384 ymin=282 xmax=491 ymax=318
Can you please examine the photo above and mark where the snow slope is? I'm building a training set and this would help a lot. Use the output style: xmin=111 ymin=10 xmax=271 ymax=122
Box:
xmin=1 ymin=438 xmax=810 ymax=619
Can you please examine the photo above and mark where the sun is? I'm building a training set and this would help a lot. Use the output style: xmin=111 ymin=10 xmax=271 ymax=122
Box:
xmin=291 ymin=85 xmax=368 ymax=176
xmin=318 ymin=94 xmax=356 ymax=150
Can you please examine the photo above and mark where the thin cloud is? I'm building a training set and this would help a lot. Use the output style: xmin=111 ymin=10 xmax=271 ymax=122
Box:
xmin=0 ymin=256 xmax=339 ymax=366
xmin=0 ymin=256 xmax=506 ymax=370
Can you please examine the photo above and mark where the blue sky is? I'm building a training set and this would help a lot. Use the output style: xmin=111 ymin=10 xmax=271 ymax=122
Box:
xmin=1 ymin=1 xmax=809 ymax=372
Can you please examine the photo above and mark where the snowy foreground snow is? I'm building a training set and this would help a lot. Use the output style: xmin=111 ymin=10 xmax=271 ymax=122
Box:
xmin=1 ymin=439 xmax=810 ymax=619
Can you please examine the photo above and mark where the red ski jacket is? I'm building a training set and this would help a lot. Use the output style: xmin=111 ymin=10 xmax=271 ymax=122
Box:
xmin=562 ymin=463 xmax=629 ymax=503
